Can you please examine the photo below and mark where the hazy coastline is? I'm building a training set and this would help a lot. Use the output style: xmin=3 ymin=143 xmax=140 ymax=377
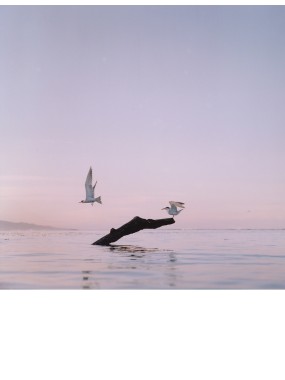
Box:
xmin=0 ymin=220 xmax=75 ymax=231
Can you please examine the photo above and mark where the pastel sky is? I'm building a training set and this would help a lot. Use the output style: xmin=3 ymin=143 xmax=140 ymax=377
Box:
xmin=1 ymin=5 xmax=285 ymax=230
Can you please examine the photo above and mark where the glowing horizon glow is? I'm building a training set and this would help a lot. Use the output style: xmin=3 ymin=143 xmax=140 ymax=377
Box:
xmin=1 ymin=6 xmax=285 ymax=230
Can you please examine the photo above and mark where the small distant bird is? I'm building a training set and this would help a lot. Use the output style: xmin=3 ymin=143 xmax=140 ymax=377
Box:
xmin=79 ymin=167 xmax=102 ymax=206
xmin=162 ymin=201 xmax=185 ymax=217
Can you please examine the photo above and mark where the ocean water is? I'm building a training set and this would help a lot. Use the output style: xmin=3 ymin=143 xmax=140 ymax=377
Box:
xmin=0 ymin=229 xmax=284 ymax=289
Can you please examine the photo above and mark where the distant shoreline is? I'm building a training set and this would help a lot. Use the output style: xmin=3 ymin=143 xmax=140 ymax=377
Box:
xmin=0 ymin=220 xmax=75 ymax=231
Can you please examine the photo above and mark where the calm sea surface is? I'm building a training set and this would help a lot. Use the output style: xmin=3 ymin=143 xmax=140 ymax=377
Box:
xmin=0 ymin=229 xmax=285 ymax=289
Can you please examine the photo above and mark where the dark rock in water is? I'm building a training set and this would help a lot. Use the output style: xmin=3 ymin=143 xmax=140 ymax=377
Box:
xmin=93 ymin=216 xmax=175 ymax=246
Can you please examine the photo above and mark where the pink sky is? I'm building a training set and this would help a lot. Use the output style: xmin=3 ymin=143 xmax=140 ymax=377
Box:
xmin=1 ymin=6 xmax=285 ymax=230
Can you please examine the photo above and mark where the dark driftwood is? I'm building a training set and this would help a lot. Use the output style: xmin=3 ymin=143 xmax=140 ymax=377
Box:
xmin=92 ymin=216 xmax=175 ymax=246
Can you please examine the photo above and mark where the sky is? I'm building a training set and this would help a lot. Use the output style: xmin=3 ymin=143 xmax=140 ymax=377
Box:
xmin=0 ymin=5 xmax=285 ymax=230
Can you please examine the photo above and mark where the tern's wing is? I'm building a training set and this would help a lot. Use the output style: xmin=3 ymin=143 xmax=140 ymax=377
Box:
xmin=85 ymin=167 xmax=94 ymax=198
xmin=169 ymin=201 xmax=185 ymax=208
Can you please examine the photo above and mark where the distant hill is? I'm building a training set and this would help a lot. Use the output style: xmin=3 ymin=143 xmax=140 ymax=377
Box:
xmin=0 ymin=220 xmax=69 ymax=231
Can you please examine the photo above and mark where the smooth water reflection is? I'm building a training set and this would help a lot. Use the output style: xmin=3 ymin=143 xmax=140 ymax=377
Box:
xmin=1 ymin=229 xmax=285 ymax=289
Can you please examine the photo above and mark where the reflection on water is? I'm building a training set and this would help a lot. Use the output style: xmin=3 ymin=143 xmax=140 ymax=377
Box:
xmin=109 ymin=244 xmax=155 ymax=260
xmin=109 ymin=244 xmax=173 ymax=259
xmin=109 ymin=244 xmax=158 ymax=253
xmin=109 ymin=244 xmax=148 ymax=259
xmin=81 ymin=270 xmax=101 ymax=290
xmin=1 ymin=229 xmax=285 ymax=289
xmin=82 ymin=270 xmax=91 ymax=289
xmin=82 ymin=270 xmax=92 ymax=289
